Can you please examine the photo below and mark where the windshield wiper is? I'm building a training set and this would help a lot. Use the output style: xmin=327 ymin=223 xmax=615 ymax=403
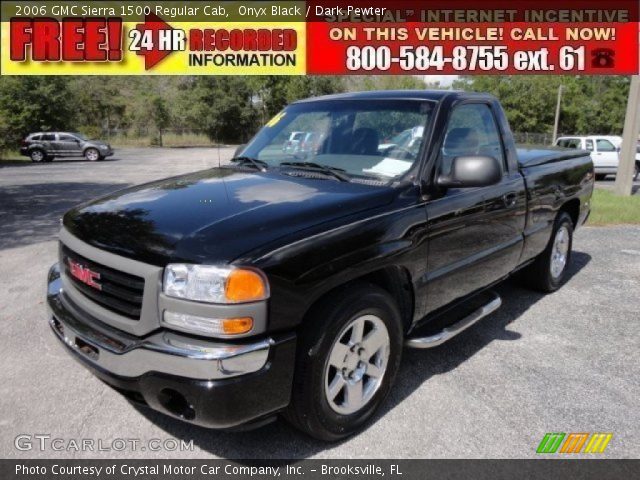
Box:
xmin=230 ymin=156 xmax=268 ymax=172
xmin=279 ymin=161 xmax=350 ymax=182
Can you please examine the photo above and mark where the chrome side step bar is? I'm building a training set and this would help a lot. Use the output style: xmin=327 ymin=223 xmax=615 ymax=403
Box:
xmin=405 ymin=292 xmax=502 ymax=349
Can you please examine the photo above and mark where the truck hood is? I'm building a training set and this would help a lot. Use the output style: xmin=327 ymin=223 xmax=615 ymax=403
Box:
xmin=63 ymin=168 xmax=396 ymax=265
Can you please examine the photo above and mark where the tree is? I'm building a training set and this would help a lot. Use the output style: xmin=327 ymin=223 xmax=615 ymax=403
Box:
xmin=148 ymin=96 xmax=170 ymax=146
xmin=345 ymin=75 xmax=428 ymax=92
xmin=453 ymin=75 xmax=630 ymax=135
xmin=0 ymin=76 xmax=77 ymax=154
xmin=179 ymin=77 xmax=257 ymax=143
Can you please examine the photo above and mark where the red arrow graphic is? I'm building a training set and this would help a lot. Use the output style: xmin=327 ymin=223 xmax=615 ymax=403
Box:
xmin=133 ymin=13 xmax=176 ymax=70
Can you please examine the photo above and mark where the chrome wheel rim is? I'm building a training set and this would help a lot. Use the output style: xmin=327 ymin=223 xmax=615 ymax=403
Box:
xmin=31 ymin=150 xmax=43 ymax=162
xmin=86 ymin=149 xmax=98 ymax=161
xmin=324 ymin=314 xmax=390 ymax=415
xmin=550 ymin=226 xmax=570 ymax=279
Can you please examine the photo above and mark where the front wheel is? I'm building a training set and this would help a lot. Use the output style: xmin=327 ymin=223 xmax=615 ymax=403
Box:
xmin=521 ymin=211 xmax=574 ymax=292
xmin=84 ymin=148 xmax=101 ymax=161
xmin=30 ymin=149 xmax=45 ymax=162
xmin=285 ymin=284 xmax=403 ymax=441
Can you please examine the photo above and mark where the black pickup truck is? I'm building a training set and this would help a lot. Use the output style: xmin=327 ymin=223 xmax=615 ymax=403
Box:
xmin=47 ymin=91 xmax=593 ymax=441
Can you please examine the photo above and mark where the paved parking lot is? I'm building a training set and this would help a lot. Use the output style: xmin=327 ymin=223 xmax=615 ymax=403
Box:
xmin=0 ymin=148 xmax=638 ymax=459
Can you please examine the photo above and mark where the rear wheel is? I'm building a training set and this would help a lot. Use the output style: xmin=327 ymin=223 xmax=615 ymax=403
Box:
xmin=634 ymin=163 xmax=639 ymax=181
xmin=30 ymin=149 xmax=45 ymax=163
xmin=285 ymin=283 xmax=403 ymax=441
xmin=521 ymin=212 xmax=574 ymax=292
xmin=84 ymin=148 xmax=101 ymax=161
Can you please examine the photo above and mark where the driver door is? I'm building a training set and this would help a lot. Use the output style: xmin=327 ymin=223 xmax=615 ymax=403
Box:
xmin=56 ymin=134 xmax=82 ymax=157
xmin=593 ymin=138 xmax=619 ymax=169
xmin=424 ymin=102 xmax=525 ymax=312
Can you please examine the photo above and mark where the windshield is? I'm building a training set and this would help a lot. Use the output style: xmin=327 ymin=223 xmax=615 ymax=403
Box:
xmin=73 ymin=132 xmax=88 ymax=141
xmin=241 ymin=99 xmax=434 ymax=180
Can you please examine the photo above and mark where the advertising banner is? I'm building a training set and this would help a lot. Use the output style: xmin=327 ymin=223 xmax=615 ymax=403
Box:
xmin=1 ymin=0 xmax=638 ymax=75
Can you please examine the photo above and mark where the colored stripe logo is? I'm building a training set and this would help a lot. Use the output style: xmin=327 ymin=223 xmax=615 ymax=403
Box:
xmin=537 ymin=433 xmax=612 ymax=454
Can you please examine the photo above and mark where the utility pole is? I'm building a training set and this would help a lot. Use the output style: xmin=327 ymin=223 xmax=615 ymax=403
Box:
xmin=614 ymin=75 xmax=640 ymax=196
xmin=552 ymin=84 xmax=564 ymax=144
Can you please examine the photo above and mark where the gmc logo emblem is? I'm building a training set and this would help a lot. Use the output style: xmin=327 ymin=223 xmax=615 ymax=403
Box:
xmin=68 ymin=259 xmax=101 ymax=290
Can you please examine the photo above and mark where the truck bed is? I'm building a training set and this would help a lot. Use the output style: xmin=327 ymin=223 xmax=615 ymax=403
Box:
xmin=516 ymin=145 xmax=590 ymax=168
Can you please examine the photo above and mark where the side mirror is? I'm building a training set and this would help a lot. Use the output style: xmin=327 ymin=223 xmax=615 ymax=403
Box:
xmin=437 ymin=155 xmax=502 ymax=188
xmin=233 ymin=144 xmax=246 ymax=157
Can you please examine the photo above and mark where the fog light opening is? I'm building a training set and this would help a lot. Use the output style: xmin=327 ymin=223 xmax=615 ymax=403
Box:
xmin=52 ymin=316 xmax=64 ymax=336
xmin=158 ymin=388 xmax=195 ymax=421
xmin=74 ymin=337 xmax=99 ymax=360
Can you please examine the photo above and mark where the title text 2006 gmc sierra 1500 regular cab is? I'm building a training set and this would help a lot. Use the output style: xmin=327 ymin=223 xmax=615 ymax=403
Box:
xmin=47 ymin=91 xmax=593 ymax=440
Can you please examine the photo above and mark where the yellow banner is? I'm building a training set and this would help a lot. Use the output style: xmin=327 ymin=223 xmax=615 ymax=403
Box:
xmin=0 ymin=1 xmax=306 ymax=75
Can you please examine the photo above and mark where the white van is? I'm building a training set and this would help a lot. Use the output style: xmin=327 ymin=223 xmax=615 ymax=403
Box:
xmin=555 ymin=136 xmax=620 ymax=180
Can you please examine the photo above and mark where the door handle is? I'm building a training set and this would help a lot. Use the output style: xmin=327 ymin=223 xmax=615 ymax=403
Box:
xmin=502 ymin=192 xmax=517 ymax=207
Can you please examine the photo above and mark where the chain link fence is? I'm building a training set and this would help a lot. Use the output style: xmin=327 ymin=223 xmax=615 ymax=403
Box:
xmin=513 ymin=132 xmax=556 ymax=146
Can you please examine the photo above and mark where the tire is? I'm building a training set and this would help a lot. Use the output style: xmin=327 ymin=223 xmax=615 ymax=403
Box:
xmin=84 ymin=148 xmax=101 ymax=161
xmin=634 ymin=163 xmax=639 ymax=181
xmin=285 ymin=283 xmax=403 ymax=441
xmin=521 ymin=212 xmax=574 ymax=293
xmin=30 ymin=149 xmax=45 ymax=163
xmin=595 ymin=174 xmax=607 ymax=181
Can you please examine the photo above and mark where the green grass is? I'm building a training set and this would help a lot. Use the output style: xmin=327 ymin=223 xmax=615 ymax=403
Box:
xmin=589 ymin=189 xmax=640 ymax=225
xmin=0 ymin=150 xmax=28 ymax=165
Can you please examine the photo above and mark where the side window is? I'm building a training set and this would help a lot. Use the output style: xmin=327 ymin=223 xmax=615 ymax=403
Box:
xmin=596 ymin=139 xmax=616 ymax=152
xmin=585 ymin=139 xmax=594 ymax=151
xmin=58 ymin=134 xmax=76 ymax=141
xmin=439 ymin=103 xmax=505 ymax=176
xmin=31 ymin=134 xmax=42 ymax=141
xmin=41 ymin=134 xmax=55 ymax=141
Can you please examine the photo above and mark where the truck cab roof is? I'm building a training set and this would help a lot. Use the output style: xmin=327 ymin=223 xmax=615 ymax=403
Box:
xmin=292 ymin=90 xmax=497 ymax=104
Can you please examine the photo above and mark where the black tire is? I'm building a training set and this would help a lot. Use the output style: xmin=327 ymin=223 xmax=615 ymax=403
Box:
xmin=44 ymin=156 xmax=54 ymax=163
xmin=84 ymin=148 xmax=101 ymax=161
xmin=595 ymin=174 xmax=607 ymax=181
xmin=285 ymin=283 xmax=403 ymax=441
xmin=634 ymin=163 xmax=639 ymax=181
xmin=521 ymin=212 xmax=574 ymax=293
xmin=30 ymin=149 xmax=46 ymax=163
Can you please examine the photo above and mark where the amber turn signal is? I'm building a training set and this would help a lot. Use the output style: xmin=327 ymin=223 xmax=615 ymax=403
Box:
xmin=225 ymin=269 xmax=268 ymax=303
xmin=222 ymin=317 xmax=254 ymax=335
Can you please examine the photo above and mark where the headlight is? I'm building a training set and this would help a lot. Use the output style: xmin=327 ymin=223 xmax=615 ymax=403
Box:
xmin=163 ymin=264 xmax=269 ymax=304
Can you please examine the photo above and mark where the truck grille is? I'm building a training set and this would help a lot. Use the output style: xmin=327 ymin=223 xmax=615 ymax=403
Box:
xmin=61 ymin=246 xmax=145 ymax=320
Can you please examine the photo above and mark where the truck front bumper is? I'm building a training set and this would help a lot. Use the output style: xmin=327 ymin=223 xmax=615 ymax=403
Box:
xmin=46 ymin=263 xmax=296 ymax=429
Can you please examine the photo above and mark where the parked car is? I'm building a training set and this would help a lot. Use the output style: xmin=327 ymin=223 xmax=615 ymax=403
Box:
xmin=47 ymin=91 xmax=593 ymax=441
xmin=20 ymin=132 xmax=114 ymax=162
xmin=378 ymin=125 xmax=425 ymax=157
xmin=555 ymin=136 xmax=619 ymax=180
xmin=297 ymin=131 xmax=326 ymax=155
xmin=282 ymin=131 xmax=306 ymax=153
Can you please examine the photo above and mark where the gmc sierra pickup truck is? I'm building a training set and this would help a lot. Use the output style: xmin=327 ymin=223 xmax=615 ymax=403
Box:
xmin=47 ymin=91 xmax=593 ymax=441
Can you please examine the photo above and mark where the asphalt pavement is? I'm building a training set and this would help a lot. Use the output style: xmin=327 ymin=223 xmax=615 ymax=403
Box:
xmin=0 ymin=148 xmax=638 ymax=459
